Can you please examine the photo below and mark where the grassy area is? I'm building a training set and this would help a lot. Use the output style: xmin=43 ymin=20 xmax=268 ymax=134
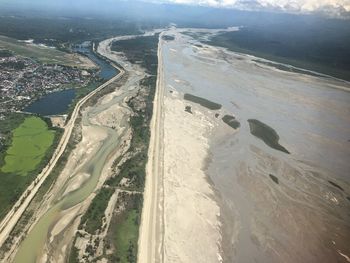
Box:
xmin=0 ymin=113 xmax=26 ymax=168
xmin=1 ymin=116 xmax=55 ymax=176
xmin=68 ymin=244 xmax=80 ymax=263
xmin=222 ymin=114 xmax=240 ymax=129
xmin=0 ymin=115 xmax=61 ymax=221
xmin=113 ymin=210 xmax=139 ymax=263
xmin=107 ymin=194 xmax=142 ymax=263
xmin=247 ymin=119 xmax=290 ymax=154
xmin=0 ymin=35 xmax=80 ymax=66
xmin=184 ymin=93 xmax=222 ymax=110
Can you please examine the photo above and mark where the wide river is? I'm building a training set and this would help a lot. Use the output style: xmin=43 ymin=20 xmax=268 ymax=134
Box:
xmin=162 ymin=29 xmax=350 ymax=263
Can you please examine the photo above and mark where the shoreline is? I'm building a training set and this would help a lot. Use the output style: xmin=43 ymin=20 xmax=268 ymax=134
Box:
xmin=161 ymin=91 xmax=223 ymax=262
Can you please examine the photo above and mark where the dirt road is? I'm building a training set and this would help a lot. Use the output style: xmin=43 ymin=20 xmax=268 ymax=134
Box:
xmin=138 ymin=32 xmax=165 ymax=263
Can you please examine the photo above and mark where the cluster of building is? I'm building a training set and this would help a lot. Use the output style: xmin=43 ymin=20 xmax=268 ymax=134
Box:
xmin=0 ymin=53 xmax=92 ymax=112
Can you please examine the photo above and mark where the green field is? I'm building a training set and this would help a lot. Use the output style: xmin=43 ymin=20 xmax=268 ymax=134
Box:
xmin=113 ymin=209 xmax=139 ymax=263
xmin=1 ymin=116 xmax=55 ymax=176
xmin=106 ymin=194 xmax=142 ymax=263
xmin=0 ymin=35 xmax=82 ymax=66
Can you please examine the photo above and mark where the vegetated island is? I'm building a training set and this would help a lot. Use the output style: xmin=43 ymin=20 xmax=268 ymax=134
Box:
xmin=184 ymin=93 xmax=222 ymax=110
xmin=269 ymin=174 xmax=279 ymax=184
xmin=162 ymin=35 xmax=175 ymax=41
xmin=222 ymin=114 xmax=240 ymax=129
xmin=248 ymin=119 xmax=290 ymax=154
xmin=185 ymin=106 xmax=193 ymax=114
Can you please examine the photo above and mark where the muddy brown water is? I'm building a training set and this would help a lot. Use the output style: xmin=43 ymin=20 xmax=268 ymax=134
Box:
xmin=162 ymin=29 xmax=350 ymax=263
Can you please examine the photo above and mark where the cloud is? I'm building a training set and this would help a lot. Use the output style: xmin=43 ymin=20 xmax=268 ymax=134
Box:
xmin=149 ymin=0 xmax=350 ymax=16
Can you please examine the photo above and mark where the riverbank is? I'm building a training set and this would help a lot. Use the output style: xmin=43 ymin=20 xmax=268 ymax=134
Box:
xmin=138 ymin=30 xmax=225 ymax=263
xmin=67 ymin=31 xmax=159 ymax=263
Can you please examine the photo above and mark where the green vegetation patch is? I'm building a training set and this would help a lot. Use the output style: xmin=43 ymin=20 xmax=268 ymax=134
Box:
xmin=111 ymin=35 xmax=159 ymax=74
xmin=269 ymin=174 xmax=279 ymax=184
xmin=0 ymin=35 xmax=78 ymax=66
xmin=80 ymin=188 xmax=114 ymax=234
xmin=185 ymin=106 xmax=192 ymax=114
xmin=107 ymin=194 xmax=142 ymax=263
xmin=1 ymin=116 xmax=55 ymax=176
xmin=0 ymin=49 xmax=12 ymax=57
xmin=162 ymin=35 xmax=175 ymax=41
xmin=222 ymin=114 xmax=240 ymax=129
xmin=0 ymin=114 xmax=61 ymax=222
xmin=113 ymin=210 xmax=139 ymax=263
xmin=184 ymin=93 xmax=222 ymax=110
xmin=248 ymin=119 xmax=290 ymax=154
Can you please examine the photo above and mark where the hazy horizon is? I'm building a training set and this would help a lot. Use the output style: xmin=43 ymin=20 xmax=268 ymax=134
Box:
xmin=0 ymin=0 xmax=350 ymax=19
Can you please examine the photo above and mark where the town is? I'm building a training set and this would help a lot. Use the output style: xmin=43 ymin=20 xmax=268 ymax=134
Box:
xmin=0 ymin=49 xmax=93 ymax=113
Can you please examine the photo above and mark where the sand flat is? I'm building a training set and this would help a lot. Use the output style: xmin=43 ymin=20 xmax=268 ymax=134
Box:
xmin=162 ymin=94 xmax=222 ymax=262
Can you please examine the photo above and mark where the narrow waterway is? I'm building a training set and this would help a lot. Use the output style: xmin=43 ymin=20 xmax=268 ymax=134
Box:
xmin=13 ymin=128 xmax=119 ymax=263
xmin=13 ymin=83 xmax=133 ymax=262
xmin=24 ymin=42 xmax=118 ymax=116
xmin=73 ymin=41 xmax=118 ymax=80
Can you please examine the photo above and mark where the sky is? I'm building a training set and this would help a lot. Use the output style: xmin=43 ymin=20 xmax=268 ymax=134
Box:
xmin=1 ymin=0 xmax=349 ymax=18
xmin=149 ymin=0 xmax=350 ymax=13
